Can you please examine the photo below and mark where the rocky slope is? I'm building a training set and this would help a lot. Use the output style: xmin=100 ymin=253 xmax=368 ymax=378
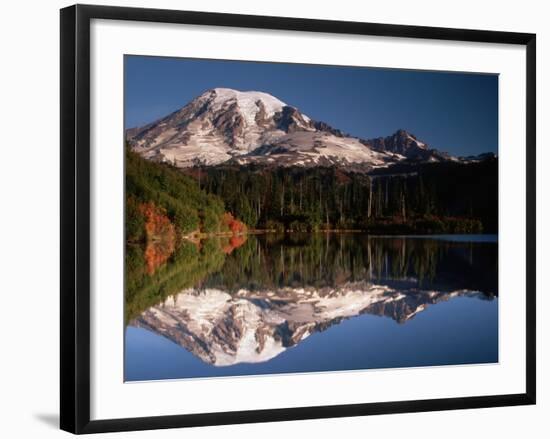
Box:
xmin=132 ymin=282 xmax=489 ymax=366
xmin=362 ymin=129 xmax=452 ymax=162
xmin=126 ymin=88 xmax=456 ymax=170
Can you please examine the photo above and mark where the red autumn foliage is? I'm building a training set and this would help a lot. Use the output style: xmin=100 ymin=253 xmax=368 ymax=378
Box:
xmin=222 ymin=234 xmax=247 ymax=254
xmin=139 ymin=202 xmax=175 ymax=240
xmin=221 ymin=213 xmax=247 ymax=235
xmin=219 ymin=213 xmax=247 ymax=254
xmin=139 ymin=201 xmax=176 ymax=274
xmin=143 ymin=240 xmax=175 ymax=275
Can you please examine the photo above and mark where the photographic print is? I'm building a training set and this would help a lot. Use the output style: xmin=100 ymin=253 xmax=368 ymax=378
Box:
xmin=124 ymin=56 xmax=498 ymax=382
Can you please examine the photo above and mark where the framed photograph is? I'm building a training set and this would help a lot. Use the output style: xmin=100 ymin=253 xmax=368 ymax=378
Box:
xmin=60 ymin=4 xmax=536 ymax=434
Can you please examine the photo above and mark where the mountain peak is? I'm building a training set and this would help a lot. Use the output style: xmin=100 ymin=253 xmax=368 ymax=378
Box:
xmin=392 ymin=129 xmax=426 ymax=147
xmin=365 ymin=129 xmax=430 ymax=158
xmin=393 ymin=128 xmax=412 ymax=137
xmin=202 ymin=88 xmax=287 ymax=118
xmin=133 ymin=284 xmax=487 ymax=367
xmin=126 ymin=89 xmax=456 ymax=169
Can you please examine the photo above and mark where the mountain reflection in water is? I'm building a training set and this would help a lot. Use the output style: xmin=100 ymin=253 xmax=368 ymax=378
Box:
xmin=125 ymin=234 xmax=498 ymax=379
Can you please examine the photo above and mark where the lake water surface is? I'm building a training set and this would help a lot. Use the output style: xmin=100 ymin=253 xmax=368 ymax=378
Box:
xmin=125 ymin=233 xmax=498 ymax=381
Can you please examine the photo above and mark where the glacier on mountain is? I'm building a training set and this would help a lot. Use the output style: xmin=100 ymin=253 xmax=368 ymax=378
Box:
xmin=126 ymin=88 xmax=455 ymax=169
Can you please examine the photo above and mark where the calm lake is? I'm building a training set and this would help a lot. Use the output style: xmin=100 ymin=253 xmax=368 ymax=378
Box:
xmin=125 ymin=233 xmax=498 ymax=381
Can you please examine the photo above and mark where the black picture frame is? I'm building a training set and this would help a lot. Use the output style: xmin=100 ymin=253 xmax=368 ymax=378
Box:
xmin=60 ymin=4 xmax=536 ymax=434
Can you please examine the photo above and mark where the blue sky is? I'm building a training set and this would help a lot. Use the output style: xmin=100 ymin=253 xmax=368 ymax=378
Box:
xmin=125 ymin=56 xmax=498 ymax=156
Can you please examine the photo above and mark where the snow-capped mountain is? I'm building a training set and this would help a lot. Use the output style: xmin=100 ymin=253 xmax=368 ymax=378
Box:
xmin=231 ymin=131 xmax=396 ymax=168
xmin=132 ymin=282 xmax=489 ymax=367
xmin=362 ymin=129 xmax=451 ymax=162
xmin=126 ymin=88 xmax=453 ymax=169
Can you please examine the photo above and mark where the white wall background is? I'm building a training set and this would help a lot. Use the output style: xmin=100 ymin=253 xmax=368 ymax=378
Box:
xmin=0 ymin=0 xmax=546 ymax=437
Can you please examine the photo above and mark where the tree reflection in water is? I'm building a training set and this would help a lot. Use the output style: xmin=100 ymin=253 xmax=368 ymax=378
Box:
xmin=125 ymin=233 xmax=497 ymax=367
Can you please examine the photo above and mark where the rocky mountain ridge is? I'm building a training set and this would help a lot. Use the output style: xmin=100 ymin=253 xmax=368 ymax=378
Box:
xmin=126 ymin=88 xmax=487 ymax=170
xmin=132 ymin=282 xmax=490 ymax=367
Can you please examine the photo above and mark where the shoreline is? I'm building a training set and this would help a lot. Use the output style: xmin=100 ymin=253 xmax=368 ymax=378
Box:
xmin=181 ymin=229 xmax=497 ymax=241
